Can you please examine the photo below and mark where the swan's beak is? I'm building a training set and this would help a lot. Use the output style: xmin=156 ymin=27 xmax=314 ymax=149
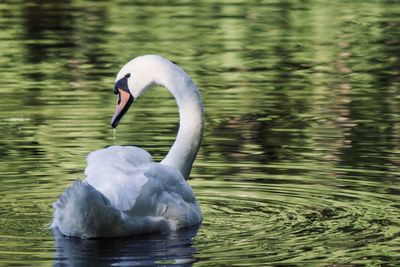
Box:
xmin=111 ymin=89 xmax=134 ymax=128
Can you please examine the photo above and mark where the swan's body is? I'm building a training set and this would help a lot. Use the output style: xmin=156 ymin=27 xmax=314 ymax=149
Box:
xmin=51 ymin=55 xmax=204 ymax=238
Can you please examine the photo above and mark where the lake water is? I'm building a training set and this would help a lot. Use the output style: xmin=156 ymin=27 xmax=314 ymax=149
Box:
xmin=0 ymin=0 xmax=399 ymax=266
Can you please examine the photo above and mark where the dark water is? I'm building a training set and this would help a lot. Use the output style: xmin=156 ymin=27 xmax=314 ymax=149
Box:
xmin=0 ymin=0 xmax=399 ymax=266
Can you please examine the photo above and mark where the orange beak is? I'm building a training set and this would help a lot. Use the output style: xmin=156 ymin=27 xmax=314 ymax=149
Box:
xmin=111 ymin=89 xmax=134 ymax=128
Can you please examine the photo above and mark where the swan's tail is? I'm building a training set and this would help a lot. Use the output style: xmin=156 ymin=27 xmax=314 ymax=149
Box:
xmin=51 ymin=180 xmax=123 ymax=238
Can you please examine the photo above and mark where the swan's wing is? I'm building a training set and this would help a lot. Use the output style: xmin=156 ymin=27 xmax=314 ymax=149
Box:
xmin=82 ymin=146 xmax=201 ymax=228
xmin=130 ymin=163 xmax=202 ymax=228
xmin=142 ymin=163 xmax=197 ymax=204
xmin=84 ymin=145 xmax=153 ymax=211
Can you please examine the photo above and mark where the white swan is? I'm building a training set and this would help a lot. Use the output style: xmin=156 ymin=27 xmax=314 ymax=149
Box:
xmin=51 ymin=55 xmax=204 ymax=238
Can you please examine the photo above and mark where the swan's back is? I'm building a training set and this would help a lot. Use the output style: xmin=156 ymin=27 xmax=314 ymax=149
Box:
xmin=52 ymin=146 xmax=201 ymax=238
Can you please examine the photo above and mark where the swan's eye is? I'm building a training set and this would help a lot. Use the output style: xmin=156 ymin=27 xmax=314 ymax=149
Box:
xmin=114 ymin=73 xmax=131 ymax=94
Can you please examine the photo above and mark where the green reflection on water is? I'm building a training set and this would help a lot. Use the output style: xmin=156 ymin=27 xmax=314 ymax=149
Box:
xmin=0 ymin=0 xmax=399 ymax=265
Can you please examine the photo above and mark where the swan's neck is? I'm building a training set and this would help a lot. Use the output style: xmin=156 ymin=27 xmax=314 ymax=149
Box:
xmin=159 ymin=75 xmax=204 ymax=179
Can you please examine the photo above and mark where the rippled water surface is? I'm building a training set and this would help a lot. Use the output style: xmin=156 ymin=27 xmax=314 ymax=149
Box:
xmin=0 ymin=0 xmax=399 ymax=266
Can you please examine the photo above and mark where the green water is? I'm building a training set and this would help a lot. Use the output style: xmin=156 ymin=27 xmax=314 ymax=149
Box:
xmin=0 ymin=0 xmax=399 ymax=266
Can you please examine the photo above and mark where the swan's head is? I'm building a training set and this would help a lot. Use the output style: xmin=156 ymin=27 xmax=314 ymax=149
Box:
xmin=111 ymin=55 xmax=176 ymax=128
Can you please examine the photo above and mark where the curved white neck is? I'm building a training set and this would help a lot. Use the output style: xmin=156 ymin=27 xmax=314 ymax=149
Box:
xmin=118 ymin=56 xmax=204 ymax=179
xmin=158 ymin=67 xmax=204 ymax=179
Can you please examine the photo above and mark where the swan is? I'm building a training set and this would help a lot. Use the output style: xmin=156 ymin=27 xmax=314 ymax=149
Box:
xmin=51 ymin=55 xmax=204 ymax=238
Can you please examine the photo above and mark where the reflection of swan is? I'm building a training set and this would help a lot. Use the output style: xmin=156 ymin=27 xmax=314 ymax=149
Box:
xmin=51 ymin=55 xmax=204 ymax=238
xmin=53 ymin=224 xmax=200 ymax=266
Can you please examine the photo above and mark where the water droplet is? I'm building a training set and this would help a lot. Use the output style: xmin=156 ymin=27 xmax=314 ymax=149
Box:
xmin=113 ymin=128 xmax=117 ymax=145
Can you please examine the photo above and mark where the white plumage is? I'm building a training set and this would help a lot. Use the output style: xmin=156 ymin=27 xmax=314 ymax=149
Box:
xmin=51 ymin=55 xmax=203 ymax=238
